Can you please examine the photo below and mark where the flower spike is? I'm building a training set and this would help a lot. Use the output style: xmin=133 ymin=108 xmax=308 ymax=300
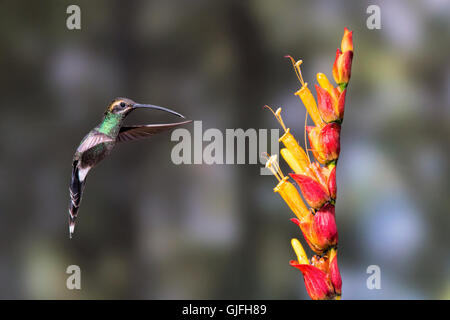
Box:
xmin=264 ymin=28 xmax=354 ymax=300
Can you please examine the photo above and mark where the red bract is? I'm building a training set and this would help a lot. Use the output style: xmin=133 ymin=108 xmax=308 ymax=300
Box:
xmin=306 ymin=123 xmax=341 ymax=164
xmin=290 ymin=261 xmax=335 ymax=300
xmin=290 ymin=204 xmax=337 ymax=254
xmin=290 ymin=173 xmax=330 ymax=209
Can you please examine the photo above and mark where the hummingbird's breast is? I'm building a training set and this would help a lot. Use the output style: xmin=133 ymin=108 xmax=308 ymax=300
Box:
xmin=80 ymin=141 xmax=114 ymax=168
xmin=75 ymin=131 xmax=116 ymax=169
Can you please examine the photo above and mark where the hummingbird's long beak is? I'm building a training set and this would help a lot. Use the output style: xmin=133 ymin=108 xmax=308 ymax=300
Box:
xmin=132 ymin=103 xmax=185 ymax=119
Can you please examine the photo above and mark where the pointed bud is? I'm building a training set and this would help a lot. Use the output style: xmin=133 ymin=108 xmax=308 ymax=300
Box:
xmin=333 ymin=50 xmax=353 ymax=85
xmin=332 ymin=28 xmax=353 ymax=85
xmin=341 ymin=27 xmax=353 ymax=53
xmin=290 ymin=173 xmax=330 ymax=209
xmin=290 ymin=261 xmax=335 ymax=300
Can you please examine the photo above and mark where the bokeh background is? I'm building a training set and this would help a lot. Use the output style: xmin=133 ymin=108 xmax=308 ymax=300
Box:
xmin=0 ymin=0 xmax=449 ymax=299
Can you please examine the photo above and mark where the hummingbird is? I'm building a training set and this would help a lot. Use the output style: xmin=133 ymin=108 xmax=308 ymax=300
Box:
xmin=68 ymin=97 xmax=190 ymax=238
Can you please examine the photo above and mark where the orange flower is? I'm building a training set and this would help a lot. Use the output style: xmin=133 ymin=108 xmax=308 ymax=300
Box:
xmin=332 ymin=28 xmax=353 ymax=86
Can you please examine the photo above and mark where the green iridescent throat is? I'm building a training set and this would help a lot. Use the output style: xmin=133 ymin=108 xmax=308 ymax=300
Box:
xmin=97 ymin=112 xmax=123 ymax=136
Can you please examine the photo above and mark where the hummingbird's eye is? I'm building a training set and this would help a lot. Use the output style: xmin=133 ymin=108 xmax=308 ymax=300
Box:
xmin=120 ymin=102 xmax=126 ymax=108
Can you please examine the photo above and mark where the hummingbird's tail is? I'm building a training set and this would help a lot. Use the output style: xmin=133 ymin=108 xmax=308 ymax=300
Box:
xmin=68 ymin=161 xmax=88 ymax=239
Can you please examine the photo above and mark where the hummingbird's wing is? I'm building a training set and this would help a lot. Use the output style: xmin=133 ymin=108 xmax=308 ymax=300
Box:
xmin=117 ymin=120 xmax=192 ymax=143
xmin=76 ymin=131 xmax=115 ymax=154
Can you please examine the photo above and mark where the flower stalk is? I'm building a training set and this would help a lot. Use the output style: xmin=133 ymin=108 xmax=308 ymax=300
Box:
xmin=264 ymin=28 xmax=353 ymax=300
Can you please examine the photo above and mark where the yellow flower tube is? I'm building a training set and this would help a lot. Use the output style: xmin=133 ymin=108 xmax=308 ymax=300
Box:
xmin=280 ymin=147 xmax=306 ymax=175
xmin=264 ymin=154 xmax=310 ymax=221
xmin=286 ymin=56 xmax=323 ymax=127
xmin=274 ymin=176 xmax=310 ymax=221
xmin=291 ymin=238 xmax=309 ymax=265
xmin=295 ymin=84 xmax=322 ymax=127
xmin=279 ymin=131 xmax=309 ymax=174
xmin=265 ymin=106 xmax=310 ymax=173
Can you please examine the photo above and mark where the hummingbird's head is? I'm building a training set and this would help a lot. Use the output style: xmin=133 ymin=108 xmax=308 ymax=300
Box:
xmin=106 ymin=97 xmax=137 ymax=115
xmin=106 ymin=97 xmax=185 ymax=118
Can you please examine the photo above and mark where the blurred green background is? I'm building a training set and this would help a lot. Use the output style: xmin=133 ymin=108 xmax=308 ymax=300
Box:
xmin=0 ymin=0 xmax=449 ymax=299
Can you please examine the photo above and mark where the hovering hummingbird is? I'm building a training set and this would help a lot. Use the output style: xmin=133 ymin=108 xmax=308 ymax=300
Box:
xmin=68 ymin=97 xmax=190 ymax=238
